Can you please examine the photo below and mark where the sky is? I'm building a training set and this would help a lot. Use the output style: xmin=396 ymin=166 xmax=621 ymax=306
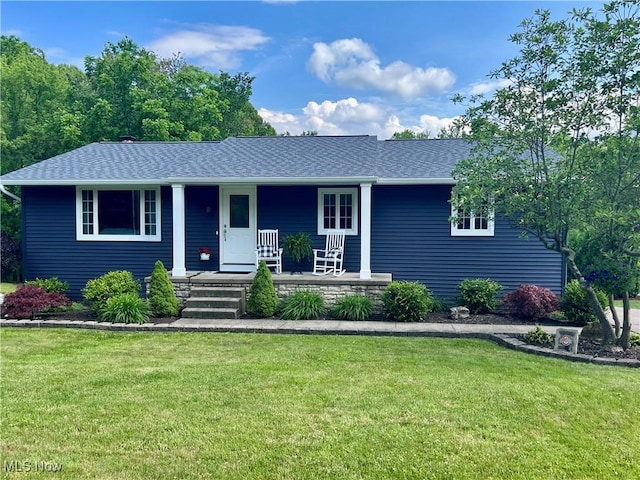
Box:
xmin=2 ymin=0 xmax=606 ymax=139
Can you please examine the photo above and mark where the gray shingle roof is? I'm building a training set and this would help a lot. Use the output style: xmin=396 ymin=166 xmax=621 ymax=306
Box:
xmin=0 ymin=136 xmax=472 ymax=186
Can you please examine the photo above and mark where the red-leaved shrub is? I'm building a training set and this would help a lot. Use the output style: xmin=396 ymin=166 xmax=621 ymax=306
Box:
xmin=502 ymin=284 xmax=559 ymax=321
xmin=2 ymin=285 xmax=71 ymax=319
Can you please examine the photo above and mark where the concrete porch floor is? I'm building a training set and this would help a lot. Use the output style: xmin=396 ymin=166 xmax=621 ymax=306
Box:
xmin=181 ymin=271 xmax=392 ymax=285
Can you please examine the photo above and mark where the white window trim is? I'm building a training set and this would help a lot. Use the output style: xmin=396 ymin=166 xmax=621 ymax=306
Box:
xmin=317 ymin=188 xmax=358 ymax=235
xmin=76 ymin=186 xmax=162 ymax=242
xmin=450 ymin=202 xmax=495 ymax=237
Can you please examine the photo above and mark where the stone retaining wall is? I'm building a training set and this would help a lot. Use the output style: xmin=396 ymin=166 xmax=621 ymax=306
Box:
xmin=147 ymin=272 xmax=392 ymax=315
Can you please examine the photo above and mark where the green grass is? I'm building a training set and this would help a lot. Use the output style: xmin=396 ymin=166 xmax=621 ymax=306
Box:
xmin=0 ymin=282 xmax=18 ymax=294
xmin=614 ymin=298 xmax=640 ymax=309
xmin=1 ymin=329 xmax=639 ymax=479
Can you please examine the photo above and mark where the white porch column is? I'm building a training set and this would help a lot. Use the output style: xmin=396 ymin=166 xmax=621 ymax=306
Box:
xmin=359 ymin=183 xmax=372 ymax=279
xmin=171 ymin=184 xmax=187 ymax=277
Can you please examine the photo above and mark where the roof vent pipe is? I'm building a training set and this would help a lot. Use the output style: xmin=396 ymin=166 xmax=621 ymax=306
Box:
xmin=120 ymin=135 xmax=136 ymax=143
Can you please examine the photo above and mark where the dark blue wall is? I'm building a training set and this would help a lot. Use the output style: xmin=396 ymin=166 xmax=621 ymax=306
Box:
xmin=257 ymin=185 xmax=361 ymax=272
xmin=371 ymin=185 xmax=563 ymax=301
xmin=22 ymin=186 xmax=173 ymax=300
xmin=185 ymin=186 xmax=218 ymax=271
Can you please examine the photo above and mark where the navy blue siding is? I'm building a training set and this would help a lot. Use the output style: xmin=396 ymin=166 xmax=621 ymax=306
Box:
xmin=22 ymin=186 xmax=173 ymax=300
xmin=185 ymin=186 xmax=219 ymax=271
xmin=257 ymin=186 xmax=361 ymax=272
xmin=22 ymin=183 xmax=563 ymax=303
xmin=371 ymin=185 xmax=563 ymax=301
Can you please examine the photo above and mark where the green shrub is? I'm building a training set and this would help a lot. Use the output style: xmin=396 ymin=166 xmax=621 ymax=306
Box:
xmin=99 ymin=293 xmax=150 ymax=324
xmin=247 ymin=260 xmax=279 ymax=317
xmin=523 ymin=325 xmax=553 ymax=345
xmin=381 ymin=281 xmax=432 ymax=322
xmin=148 ymin=260 xmax=180 ymax=317
xmin=457 ymin=278 xmax=503 ymax=314
xmin=24 ymin=277 xmax=69 ymax=294
xmin=431 ymin=296 xmax=451 ymax=314
xmin=629 ymin=333 xmax=640 ymax=347
xmin=279 ymin=290 xmax=325 ymax=320
xmin=560 ymin=280 xmax=608 ymax=326
xmin=83 ymin=270 xmax=141 ymax=311
xmin=332 ymin=294 xmax=374 ymax=321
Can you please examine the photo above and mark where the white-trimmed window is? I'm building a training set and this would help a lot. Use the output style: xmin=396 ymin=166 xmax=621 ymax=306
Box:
xmin=318 ymin=188 xmax=358 ymax=235
xmin=451 ymin=202 xmax=494 ymax=237
xmin=76 ymin=187 xmax=161 ymax=241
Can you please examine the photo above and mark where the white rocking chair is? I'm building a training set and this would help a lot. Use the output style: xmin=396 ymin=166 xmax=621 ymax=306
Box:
xmin=313 ymin=229 xmax=346 ymax=276
xmin=256 ymin=229 xmax=283 ymax=274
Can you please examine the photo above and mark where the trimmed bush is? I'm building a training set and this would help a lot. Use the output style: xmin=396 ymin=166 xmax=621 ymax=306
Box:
xmin=381 ymin=281 xmax=432 ymax=322
xmin=457 ymin=278 xmax=503 ymax=314
xmin=502 ymin=284 xmax=559 ymax=321
xmin=560 ymin=279 xmax=608 ymax=325
xmin=332 ymin=294 xmax=374 ymax=321
xmin=279 ymin=290 xmax=325 ymax=320
xmin=24 ymin=277 xmax=69 ymax=294
xmin=99 ymin=293 xmax=150 ymax=324
xmin=629 ymin=333 xmax=640 ymax=347
xmin=2 ymin=285 xmax=71 ymax=319
xmin=148 ymin=261 xmax=180 ymax=317
xmin=523 ymin=325 xmax=553 ymax=345
xmin=83 ymin=270 xmax=140 ymax=311
xmin=247 ymin=260 xmax=278 ymax=317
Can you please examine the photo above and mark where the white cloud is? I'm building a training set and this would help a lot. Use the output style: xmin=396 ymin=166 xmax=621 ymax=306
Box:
xmin=307 ymin=38 xmax=456 ymax=99
xmin=416 ymin=114 xmax=458 ymax=136
xmin=467 ymin=78 xmax=512 ymax=95
xmin=146 ymin=25 xmax=270 ymax=69
xmin=258 ymin=97 xmax=459 ymax=139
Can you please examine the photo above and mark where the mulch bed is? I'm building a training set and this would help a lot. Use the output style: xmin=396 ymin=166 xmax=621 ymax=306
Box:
xmin=427 ymin=311 xmax=639 ymax=361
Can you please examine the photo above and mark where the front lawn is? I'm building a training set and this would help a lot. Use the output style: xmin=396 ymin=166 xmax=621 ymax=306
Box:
xmin=614 ymin=298 xmax=640 ymax=309
xmin=0 ymin=282 xmax=18 ymax=294
xmin=1 ymin=329 xmax=638 ymax=479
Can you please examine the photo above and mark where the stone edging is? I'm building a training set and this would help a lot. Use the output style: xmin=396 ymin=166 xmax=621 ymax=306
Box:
xmin=1 ymin=318 xmax=638 ymax=368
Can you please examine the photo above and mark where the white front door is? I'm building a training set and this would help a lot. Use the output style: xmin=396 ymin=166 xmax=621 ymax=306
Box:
xmin=219 ymin=186 xmax=256 ymax=271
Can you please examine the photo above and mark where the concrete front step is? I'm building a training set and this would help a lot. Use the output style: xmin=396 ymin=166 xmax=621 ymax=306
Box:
xmin=186 ymin=297 xmax=242 ymax=309
xmin=189 ymin=287 xmax=245 ymax=298
xmin=182 ymin=286 xmax=246 ymax=319
xmin=181 ymin=307 xmax=240 ymax=319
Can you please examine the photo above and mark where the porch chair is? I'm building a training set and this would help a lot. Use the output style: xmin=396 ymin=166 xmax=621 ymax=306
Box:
xmin=256 ymin=229 xmax=283 ymax=274
xmin=312 ymin=229 xmax=346 ymax=276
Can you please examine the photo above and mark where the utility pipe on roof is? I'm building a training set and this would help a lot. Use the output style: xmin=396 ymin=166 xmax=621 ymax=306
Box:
xmin=0 ymin=184 xmax=21 ymax=202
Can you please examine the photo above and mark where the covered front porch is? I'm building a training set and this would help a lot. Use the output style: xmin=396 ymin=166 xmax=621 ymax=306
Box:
xmin=168 ymin=182 xmax=374 ymax=279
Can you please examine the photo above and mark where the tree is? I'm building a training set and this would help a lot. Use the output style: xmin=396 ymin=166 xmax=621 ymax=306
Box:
xmin=437 ymin=117 xmax=469 ymax=138
xmin=391 ymin=129 xmax=431 ymax=139
xmin=452 ymin=1 xmax=640 ymax=346
xmin=1 ymin=35 xmax=85 ymax=173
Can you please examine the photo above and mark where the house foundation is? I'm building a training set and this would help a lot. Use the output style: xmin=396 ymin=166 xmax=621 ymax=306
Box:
xmin=147 ymin=271 xmax=393 ymax=315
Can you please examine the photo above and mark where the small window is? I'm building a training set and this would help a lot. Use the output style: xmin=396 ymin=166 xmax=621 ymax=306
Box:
xmin=77 ymin=187 xmax=161 ymax=241
xmin=318 ymin=188 xmax=358 ymax=235
xmin=451 ymin=201 xmax=494 ymax=237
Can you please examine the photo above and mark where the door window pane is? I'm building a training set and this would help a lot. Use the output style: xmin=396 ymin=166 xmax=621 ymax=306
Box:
xmin=230 ymin=195 xmax=249 ymax=228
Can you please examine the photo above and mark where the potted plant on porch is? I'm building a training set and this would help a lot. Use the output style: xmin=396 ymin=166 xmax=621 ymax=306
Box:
xmin=282 ymin=232 xmax=312 ymax=274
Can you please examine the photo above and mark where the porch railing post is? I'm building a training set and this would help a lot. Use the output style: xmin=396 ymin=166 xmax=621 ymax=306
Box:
xmin=360 ymin=182 xmax=372 ymax=279
xmin=171 ymin=184 xmax=187 ymax=277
